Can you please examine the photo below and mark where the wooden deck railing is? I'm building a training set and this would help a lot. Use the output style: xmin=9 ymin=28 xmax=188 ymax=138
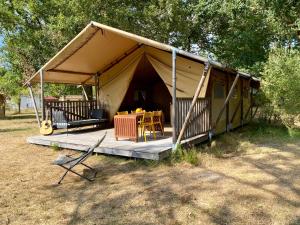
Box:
xmin=175 ymin=98 xmax=210 ymax=139
xmin=44 ymin=100 xmax=98 ymax=122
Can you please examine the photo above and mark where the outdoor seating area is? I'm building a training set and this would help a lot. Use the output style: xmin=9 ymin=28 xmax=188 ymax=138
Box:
xmin=45 ymin=100 xmax=108 ymax=133
xmin=114 ymin=108 xmax=164 ymax=142
xmin=52 ymin=109 xmax=107 ymax=129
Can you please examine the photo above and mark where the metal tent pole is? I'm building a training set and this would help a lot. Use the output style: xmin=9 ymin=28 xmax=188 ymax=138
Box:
xmin=95 ymin=74 xmax=99 ymax=108
xmin=172 ymin=48 xmax=177 ymax=148
xmin=175 ymin=62 xmax=211 ymax=148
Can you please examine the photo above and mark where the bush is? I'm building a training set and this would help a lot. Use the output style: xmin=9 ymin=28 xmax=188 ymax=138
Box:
xmin=262 ymin=48 xmax=300 ymax=128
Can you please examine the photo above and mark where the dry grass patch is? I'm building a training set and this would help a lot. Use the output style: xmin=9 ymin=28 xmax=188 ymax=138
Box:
xmin=0 ymin=114 xmax=300 ymax=225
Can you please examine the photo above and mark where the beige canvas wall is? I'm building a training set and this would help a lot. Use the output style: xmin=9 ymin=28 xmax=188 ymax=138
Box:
xmin=98 ymin=48 xmax=144 ymax=120
xmin=212 ymin=82 xmax=227 ymax=134
xmin=98 ymin=46 xmax=211 ymax=120
xmin=243 ymin=79 xmax=251 ymax=123
xmin=229 ymin=77 xmax=242 ymax=129
xmin=145 ymin=46 xmax=210 ymax=98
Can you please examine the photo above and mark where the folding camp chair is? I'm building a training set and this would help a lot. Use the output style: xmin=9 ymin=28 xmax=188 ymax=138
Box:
xmin=53 ymin=133 xmax=106 ymax=184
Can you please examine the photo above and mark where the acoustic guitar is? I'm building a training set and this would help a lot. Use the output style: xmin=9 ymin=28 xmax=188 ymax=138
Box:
xmin=40 ymin=110 xmax=53 ymax=135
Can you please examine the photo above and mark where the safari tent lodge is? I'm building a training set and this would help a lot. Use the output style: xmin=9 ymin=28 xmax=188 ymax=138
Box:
xmin=26 ymin=21 xmax=260 ymax=160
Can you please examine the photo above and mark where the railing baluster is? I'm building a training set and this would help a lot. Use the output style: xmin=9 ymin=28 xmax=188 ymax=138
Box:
xmin=176 ymin=98 xmax=210 ymax=139
xmin=47 ymin=100 xmax=97 ymax=122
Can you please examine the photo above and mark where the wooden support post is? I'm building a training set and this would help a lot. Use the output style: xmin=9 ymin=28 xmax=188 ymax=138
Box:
xmin=244 ymin=88 xmax=259 ymax=122
xmin=214 ymin=73 xmax=240 ymax=131
xmin=251 ymin=106 xmax=259 ymax=119
xmin=40 ymin=69 xmax=45 ymax=120
xmin=172 ymin=48 xmax=177 ymax=147
xmin=28 ymin=84 xmax=41 ymax=128
xmin=244 ymin=104 xmax=252 ymax=121
xmin=230 ymin=98 xmax=242 ymax=124
xmin=81 ymin=85 xmax=89 ymax=100
xmin=240 ymin=79 xmax=244 ymax=126
xmin=250 ymin=87 xmax=253 ymax=118
xmin=226 ymin=74 xmax=229 ymax=131
xmin=95 ymin=74 xmax=99 ymax=108
xmin=175 ymin=62 xmax=211 ymax=147
xmin=208 ymin=81 xmax=213 ymax=141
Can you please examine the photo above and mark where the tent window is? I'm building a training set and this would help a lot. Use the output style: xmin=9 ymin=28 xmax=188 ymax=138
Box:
xmin=214 ymin=82 xmax=225 ymax=99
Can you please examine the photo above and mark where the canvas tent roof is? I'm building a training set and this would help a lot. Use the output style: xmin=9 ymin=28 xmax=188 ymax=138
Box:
xmin=25 ymin=21 xmax=259 ymax=87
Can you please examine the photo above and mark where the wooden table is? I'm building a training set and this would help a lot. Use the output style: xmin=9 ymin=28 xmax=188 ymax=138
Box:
xmin=114 ymin=112 xmax=164 ymax=142
xmin=114 ymin=114 xmax=142 ymax=142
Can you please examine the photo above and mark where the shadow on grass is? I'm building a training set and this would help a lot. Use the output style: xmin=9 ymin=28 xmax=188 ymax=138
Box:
xmin=0 ymin=127 xmax=32 ymax=133
xmin=1 ymin=113 xmax=36 ymax=120
xmin=44 ymin=149 xmax=299 ymax=225
xmin=289 ymin=217 xmax=300 ymax=225
xmin=34 ymin=120 xmax=300 ymax=224
xmin=195 ymin=120 xmax=300 ymax=159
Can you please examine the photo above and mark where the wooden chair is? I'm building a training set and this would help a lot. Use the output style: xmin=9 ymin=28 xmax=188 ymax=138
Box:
xmin=117 ymin=111 xmax=128 ymax=115
xmin=135 ymin=110 xmax=145 ymax=138
xmin=140 ymin=112 xmax=156 ymax=142
xmin=153 ymin=110 xmax=164 ymax=136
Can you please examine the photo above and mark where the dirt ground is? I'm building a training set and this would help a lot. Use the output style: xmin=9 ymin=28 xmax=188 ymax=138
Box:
xmin=0 ymin=114 xmax=300 ymax=225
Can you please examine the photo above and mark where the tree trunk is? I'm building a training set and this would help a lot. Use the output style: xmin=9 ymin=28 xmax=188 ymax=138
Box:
xmin=0 ymin=94 xmax=5 ymax=118
xmin=17 ymin=95 xmax=21 ymax=114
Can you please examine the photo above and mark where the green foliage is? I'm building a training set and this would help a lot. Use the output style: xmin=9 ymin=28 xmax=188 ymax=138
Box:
xmin=0 ymin=68 xmax=26 ymax=107
xmin=0 ymin=0 xmax=300 ymax=121
xmin=241 ymin=121 xmax=300 ymax=143
xmin=171 ymin=145 xmax=199 ymax=166
xmin=195 ymin=0 xmax=274 ymax=69
xmin=44 ymin=84 xmax=81 ymax=98
xmin=262 ymin=48 xmax=300 ymax=127
xmin=1 ymin=0 xmax=300 ymax=76
xmin=288 ymin=127 xmax=300 ymax=138
xmin=51 ymin=143 xmax=61 ymax=151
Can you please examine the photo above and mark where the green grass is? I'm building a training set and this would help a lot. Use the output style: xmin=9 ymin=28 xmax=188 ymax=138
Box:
xmin=50 ymin=143 xmax=61 ymax=151
xmin=197 ymin=133 xmax=243 ymax=158
xmin=169 ymin=145 xmax=200 ymax=166
xmin=240 ymin=120 xmax=300 ymax=142
xmin=197 ymin=121 xmax=300 ymax=160
xmin=288 ymin=127 xmax=300 ymax=138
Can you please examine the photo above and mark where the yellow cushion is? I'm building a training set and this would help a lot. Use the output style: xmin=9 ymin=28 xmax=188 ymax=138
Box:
xmin=136 ymin=108 xmax=143 ymax=113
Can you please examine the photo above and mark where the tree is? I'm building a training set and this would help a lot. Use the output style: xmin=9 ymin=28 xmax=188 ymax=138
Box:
xmin=262 ymin=48 xmax=300 ymax=127
xmin=0 ymin=67 xmax=25 ymax=114
xmin=44 ymin=84 xmax=81 ymax=99
xmin=0 ymin=0 xmax=299 ymax=125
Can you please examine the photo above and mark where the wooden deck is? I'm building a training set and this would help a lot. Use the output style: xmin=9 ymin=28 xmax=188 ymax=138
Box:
xmin=27 ymin=127 xmax=209 ymax=160
xmin=27 ymin=128 xmax=173 ymax=160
